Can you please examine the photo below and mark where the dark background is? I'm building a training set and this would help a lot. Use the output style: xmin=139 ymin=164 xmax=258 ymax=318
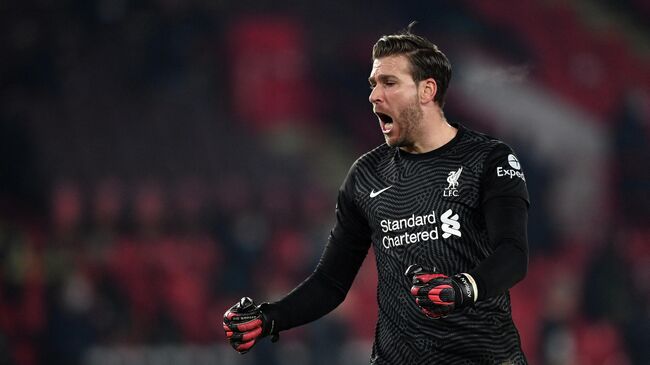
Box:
xmin=0 ymin=0 xmax=648 ymax=364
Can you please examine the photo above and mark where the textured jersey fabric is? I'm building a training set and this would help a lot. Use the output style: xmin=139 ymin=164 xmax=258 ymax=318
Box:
xmin=331 ymin=123 xmax=529 ymax=364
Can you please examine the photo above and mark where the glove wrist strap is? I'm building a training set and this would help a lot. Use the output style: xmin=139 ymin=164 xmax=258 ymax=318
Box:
xmin=461 ymin=273 xmax=478 ymax=302
xmin=258 ymin=303 xmax=280 ymax=342
xmin=453 ymin=273 xmax=477 ymax=307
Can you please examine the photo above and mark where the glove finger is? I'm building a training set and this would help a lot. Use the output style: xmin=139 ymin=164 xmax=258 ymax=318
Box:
xmin=413 ymin=273 xmax=447 ymax=284
xmin=415 ymin=296 xmax=439 ymax=310
xmin=233 ymin=339 xmax=257 ymax=353
xmin=240 ymin=326 xmax=263 ymax=342
xmin=416 ymin=296 xmax=453 ymax=311
xmin=426 ymin=285 xmax=455 ymax=305
xmin=229 ymin=331 xmax=242 ymax=341
xmin=416 ymin=297 xmax=453 ymax=317
xmin=224 ymin=309 xmax=237 ymax=321
xmin=411 ymin=283 xmax=441 ymax=296
xmin=223 ymin=321 xmax=244 ymax=332
xmin=233 ymin=318 xmax=262 ymax=332
xmin=229 ymin=326 xmax=263 ymax=342
xmin=223 ymin=319 xmax=263 ymax=338
xmin=224 ymin=328 xmax=246 ymax=342
xmin=223 ymin=323 xmax=238 ymax=339
xmin=411 ymin=283 xmax=451 ymax=298
xmin=411 ymin=284 xmax=432 ymax=297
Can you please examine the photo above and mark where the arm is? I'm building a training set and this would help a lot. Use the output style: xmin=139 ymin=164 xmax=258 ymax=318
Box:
xmin=263 ymin=233 xmax=370 ymax=331
xmin=265 ymin=164 xmax=372 ymax=329
xmin=471 ymin=142 xmax=530 ymax=300
xmin=469 ymin=195 xmax=528 ymax=300
xmin=224 ymin=162 xmax=372 ymax=351
xmin=408 ymin=143 xmax=529 ymax=317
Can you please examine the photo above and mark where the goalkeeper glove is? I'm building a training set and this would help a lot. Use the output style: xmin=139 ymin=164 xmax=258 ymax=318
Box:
xmin=405 ymin=264 xmax=477 ymax=319
xmin=223 ymin=297 xmax=279 ymax=354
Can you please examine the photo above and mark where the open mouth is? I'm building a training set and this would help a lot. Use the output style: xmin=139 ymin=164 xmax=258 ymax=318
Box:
xmin=376 ymin=112 xmax=394 ymax=134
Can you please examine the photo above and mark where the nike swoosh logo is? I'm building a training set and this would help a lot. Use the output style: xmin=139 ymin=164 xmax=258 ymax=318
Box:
xmin=370 ymin=186 xmax=392 ymax=198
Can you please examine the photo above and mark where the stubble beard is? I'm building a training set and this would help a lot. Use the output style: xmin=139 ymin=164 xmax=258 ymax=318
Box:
xmin=386 ymin=99 xmax=424 ymax=149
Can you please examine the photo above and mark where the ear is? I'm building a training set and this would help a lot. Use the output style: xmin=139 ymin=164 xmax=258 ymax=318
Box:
xmin=419 ymin=78 xmax=437 ymax=104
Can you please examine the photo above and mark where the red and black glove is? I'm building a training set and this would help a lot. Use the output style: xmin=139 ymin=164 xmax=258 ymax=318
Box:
xmin=405 ymin=264 xmax=477 ymax=319
xmin=223 ymin=297 xmax=279 ymax=354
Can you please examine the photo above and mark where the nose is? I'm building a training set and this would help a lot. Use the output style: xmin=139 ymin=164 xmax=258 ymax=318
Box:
xmin=369 ymin=85 xmax=382 ymax=105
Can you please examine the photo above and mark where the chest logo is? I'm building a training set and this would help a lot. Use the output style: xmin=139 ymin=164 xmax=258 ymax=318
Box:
xmin=441 ymin=209 xmax=461 ymax=238
xmin=443 ymin=167 xmax=463 ymax=197
xmin=370 ymin=185 xmax=393 ymax=198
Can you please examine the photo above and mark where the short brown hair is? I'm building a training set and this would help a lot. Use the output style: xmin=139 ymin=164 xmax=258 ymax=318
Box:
xmin=372 ymin=22 xmax=452 ymax=107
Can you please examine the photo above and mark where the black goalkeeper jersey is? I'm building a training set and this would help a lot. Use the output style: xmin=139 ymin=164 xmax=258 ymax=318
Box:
xmin=332 ymin=123 xmax=530 ymax=364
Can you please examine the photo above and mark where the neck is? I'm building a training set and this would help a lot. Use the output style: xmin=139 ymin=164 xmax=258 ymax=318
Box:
xmin=400 ymin=111 xmax=458 ymax=154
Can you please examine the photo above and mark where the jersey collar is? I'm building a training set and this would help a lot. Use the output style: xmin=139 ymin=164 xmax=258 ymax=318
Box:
xmin=397 ymin=122 xmax=465 ymax=161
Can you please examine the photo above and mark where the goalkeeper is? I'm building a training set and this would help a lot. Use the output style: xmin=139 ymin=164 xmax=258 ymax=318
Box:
xmin=224 ymin=23 xmax=530 ymax=364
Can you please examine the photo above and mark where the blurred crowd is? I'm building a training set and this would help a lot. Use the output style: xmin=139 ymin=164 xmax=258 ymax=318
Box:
xmin=1 ymin=0 xmax=649 ymax=364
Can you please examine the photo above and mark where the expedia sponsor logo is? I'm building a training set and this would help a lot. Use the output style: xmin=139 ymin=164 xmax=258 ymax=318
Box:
xmin=497 ymin=154 xmax=525 ymax=181
xmin=508 ymin=154 xmax=521 ymax=170
xmin=497 ymin=166 xmax=526 ymax=181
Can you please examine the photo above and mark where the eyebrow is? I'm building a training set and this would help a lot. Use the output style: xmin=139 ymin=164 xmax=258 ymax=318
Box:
xmin=368 ymin=74 xmax=397 ymax=84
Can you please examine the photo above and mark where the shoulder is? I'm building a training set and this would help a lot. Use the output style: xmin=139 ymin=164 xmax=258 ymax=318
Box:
xmin=457 ymin=125 xmax=518 ymax=158
xmin=349 ymin=143 xmax=394 ymax=175
xmin=340 ymin=143 xmax=394 ymax=195
xmin=459 ymin=126 xmax=500 ymax=149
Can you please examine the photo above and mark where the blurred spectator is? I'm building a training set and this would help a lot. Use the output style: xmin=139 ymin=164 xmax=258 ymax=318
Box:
xmin=0 ymin=223 xmax=43 ymax=365
xmin=170 ymin=176 xmax=206 ymax=235
xmin=0 ymin=118 xmax=43 ymax=217
xmin=612 ymin=90 xmax=650 ymax=229
xmin=43 ymin=181 xmax=91 ymax=365
xmin=537 ymin=264 xmax=580 ymax=365
xmin=131 ymin=180 xmax=167 ymax=239
xmin=583 ymin=236 xmax=649 ymax=364
xmin=86 ymin=177 xmax=124 ymax=259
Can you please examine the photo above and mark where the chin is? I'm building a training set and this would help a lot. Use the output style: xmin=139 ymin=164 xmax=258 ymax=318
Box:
xmin=385 ymin=137 xmax=402 ymax=148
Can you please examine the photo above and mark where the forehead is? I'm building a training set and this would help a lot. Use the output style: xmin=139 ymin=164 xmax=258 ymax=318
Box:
xmin=370 ymin=54 xmax=412 ymax=79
